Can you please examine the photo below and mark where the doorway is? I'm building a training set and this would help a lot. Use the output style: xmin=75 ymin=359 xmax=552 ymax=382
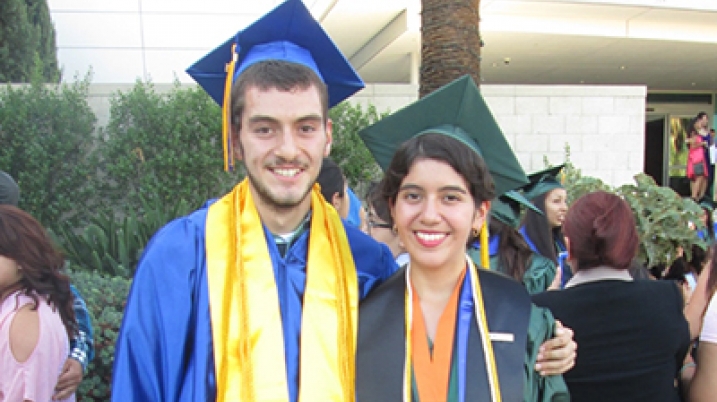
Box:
xmin=644 ymin=115 xmax=666 ymax=186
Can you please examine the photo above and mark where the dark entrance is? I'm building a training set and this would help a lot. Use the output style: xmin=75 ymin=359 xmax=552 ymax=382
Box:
xmin=644 ymin=116 xmax=665 ymax=186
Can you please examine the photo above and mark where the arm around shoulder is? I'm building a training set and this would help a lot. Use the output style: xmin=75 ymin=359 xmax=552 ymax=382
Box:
xmin=525 ymin=304 xmax=571 ymax=402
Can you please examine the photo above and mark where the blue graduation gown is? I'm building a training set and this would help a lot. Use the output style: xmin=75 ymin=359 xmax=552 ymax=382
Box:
xmin=111 ymin=202 xmax=398 ymax=402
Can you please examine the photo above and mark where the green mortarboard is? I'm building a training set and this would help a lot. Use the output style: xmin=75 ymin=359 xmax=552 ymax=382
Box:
xmin=523 ymin=164 xmax=565 ymax=201
xmin=358 ymin=75 xmax=528 ymax=197
xmin=700 ymin=199 xmax=715 ymax=212
xmin=0 ymin=171 xmax=19 ymax=206
xmin=491 ymin=190 xmax=542 ymax=228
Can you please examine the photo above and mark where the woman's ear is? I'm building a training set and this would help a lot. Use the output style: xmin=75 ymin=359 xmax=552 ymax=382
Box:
xmin=564 ymin=236 xmax=577 ymax=273
xmin=471 ymin=200 xmax=491 ymax=231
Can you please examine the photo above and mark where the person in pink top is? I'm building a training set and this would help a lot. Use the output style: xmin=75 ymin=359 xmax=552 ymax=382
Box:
xmin=0 ymin=205 xmax=77 ymax=402
xmin=687 ymin=117 xmax=709 ymax=202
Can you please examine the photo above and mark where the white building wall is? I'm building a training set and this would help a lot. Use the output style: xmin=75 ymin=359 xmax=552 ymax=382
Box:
xmin=351 ymin=84 xmax=646 ymax=186
xmin=86 ymin=83 xmax=646 ymax=187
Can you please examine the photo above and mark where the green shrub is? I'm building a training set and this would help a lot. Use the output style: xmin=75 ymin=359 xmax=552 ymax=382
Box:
xmin=329 ymin=101 xmax=387 ymax=189
xmin=69 ymin=269 xmax=131 ymax=402
xmin=97 ymin=80 xmax=240 ymax=216
xmin=555 ymin=146 xmax=704 ymax=268
xmin=54 ymin=196 xmax=192 ymax=278
xmin=0 ymin=76 xmax=98 ymax=231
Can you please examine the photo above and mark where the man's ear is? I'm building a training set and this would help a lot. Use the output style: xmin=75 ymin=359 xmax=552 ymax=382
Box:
xmin=232 ymin=127 xmax=243 ymax=161
xmin=324 ymin=118 xmax=333 ymax=157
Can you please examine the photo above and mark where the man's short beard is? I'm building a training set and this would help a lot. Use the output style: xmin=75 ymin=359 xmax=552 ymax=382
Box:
xmin=244 ymin=168 xmax=312 ymax=211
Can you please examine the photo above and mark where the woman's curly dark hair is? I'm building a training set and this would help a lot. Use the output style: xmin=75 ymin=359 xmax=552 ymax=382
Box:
xmin=0 ymin=205 xmax=76 ymax=338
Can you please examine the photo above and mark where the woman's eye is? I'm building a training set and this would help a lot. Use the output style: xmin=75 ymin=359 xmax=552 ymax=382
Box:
xmin=403 ymin=192 xmax=420 ymax=201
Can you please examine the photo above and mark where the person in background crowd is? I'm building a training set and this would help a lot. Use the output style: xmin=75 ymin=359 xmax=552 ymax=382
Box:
xmin=664 ymin=244 xmax=706 ymax=304
xmin=688 ymin=288 xmax=717 ymax=402
xmin=696 ymin=112 xmax=714 ymax=200
xmin=365 ymin=181 xmax=407 ymax=266
xmin=316 ymin=157 xmax=350 ymax=219
xmin=680 ymin=244 xmax=717 ymax=393
xmin=521 ymin=165 xmax=570 ymax=287
xmin=346 ymin=186 xmax=367 ymax=231
xmin=468 ymin=191 xmax=558 ymax=294
xmin=697 ymin=200 xmax=715 ymax=241
xmin=356 ymin=76 xmax=573 ymax=402
xmin=0 ymin=170 xmax=94 ymax=400
xmin=533 ymin=191 xmax=690 ymax=402
xmin=111 ymin=1 xmax=397 ymax=400
xmin=687 ymin=117 xmax=709 ymax=202
xmin=0 ymin=205 xmax=78 ymax=401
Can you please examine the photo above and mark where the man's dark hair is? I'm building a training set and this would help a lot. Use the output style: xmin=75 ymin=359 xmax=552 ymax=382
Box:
xmin=697 ymin=111 xmax=709 ymax=120
xmin=230 ymin=60 xmax=329 ymax=132
xmin=316 ymin=158 xmax=345 ymax=203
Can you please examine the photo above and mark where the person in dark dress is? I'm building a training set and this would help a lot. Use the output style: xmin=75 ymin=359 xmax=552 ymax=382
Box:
xmin=533 ymin=191 xmax=690 ymax=402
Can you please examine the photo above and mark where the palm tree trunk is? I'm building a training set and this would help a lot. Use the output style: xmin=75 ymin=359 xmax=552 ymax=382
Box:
xmin=420 ymin=0 xmax=481 ymax=98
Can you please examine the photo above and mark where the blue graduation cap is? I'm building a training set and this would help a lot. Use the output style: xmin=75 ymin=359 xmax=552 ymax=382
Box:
xmin=186 ymin=0 xmax=364 ymax=170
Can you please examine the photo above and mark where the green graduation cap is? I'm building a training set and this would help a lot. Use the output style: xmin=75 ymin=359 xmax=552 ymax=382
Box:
xmin=700 ymin=199 xmax=715 ymax=212
xmin=491 ymin=190 xmax=542 ymax=228
xmin=522 ymin=164 xmax=565 ymax=201
xmin=0 ymin=171 xmax=19 ymax=206
xmin=358 ymin=75 xmax=528 ymax=197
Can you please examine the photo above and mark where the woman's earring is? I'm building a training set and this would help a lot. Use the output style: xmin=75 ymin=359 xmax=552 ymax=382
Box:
xmin=472 ymin=228 xmax=479 ymax=238
xmin=392 ymin=224 xmax=398 ymax=235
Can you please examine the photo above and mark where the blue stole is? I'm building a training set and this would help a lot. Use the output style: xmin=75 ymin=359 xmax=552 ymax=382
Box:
xmin=519 ymin=226 xmax=539 ymax=253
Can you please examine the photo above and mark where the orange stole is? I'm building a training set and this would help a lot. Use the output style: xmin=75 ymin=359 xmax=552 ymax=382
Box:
xmin=412 ymin=269 xmax=466 ymax=402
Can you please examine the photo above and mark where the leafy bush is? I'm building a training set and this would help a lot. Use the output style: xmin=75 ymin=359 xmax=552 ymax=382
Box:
xmin=555 ymin=146 xmax=704 ymax=268
xmin=0 ymin=76 xmax=98 ymax=231
xmin=54 ymin=196 xmax=192 ymax=278
xmin=69 ymin=269 xmax=131 ymax=402
xmin=329 ymin=101 xmax=387 ymax=189
xmin=97 ymin=80 xmax=240 ymax=216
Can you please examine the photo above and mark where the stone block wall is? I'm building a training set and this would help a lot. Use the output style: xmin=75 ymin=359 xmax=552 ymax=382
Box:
xmin=352 ymin=84 xmax=647 ymax=187
xmin=82 ymin=82 xmax=646 ymax=187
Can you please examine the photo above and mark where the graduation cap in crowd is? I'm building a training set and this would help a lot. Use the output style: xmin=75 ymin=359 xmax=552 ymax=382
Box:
xmin=0 ymin=171 xmax=19 ymax=206
xmin=491 ymin=190 xmax=542 ymax=228
xmin=522 ymin=164 xmax=565 ymax=201
xmin=699 ymin=199 xmax=715 ymax=212
xmin=186 ymin=0 xmax=364 ymax=170
xmin=358 ymin=75 xmax=528 ymax=198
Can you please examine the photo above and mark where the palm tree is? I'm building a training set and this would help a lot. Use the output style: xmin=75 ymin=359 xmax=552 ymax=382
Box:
xmin=419 ymin=0 xmax=481 ymax=98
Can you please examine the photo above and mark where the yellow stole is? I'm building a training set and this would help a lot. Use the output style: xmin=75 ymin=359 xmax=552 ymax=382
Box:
xmin=206 ymin=179 xmax=358 ymax=401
